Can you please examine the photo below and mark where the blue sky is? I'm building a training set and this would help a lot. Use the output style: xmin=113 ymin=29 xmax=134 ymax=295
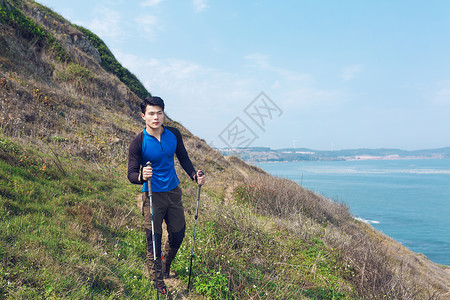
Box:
xmin=37 ymin=0 xmax=450 ymax=150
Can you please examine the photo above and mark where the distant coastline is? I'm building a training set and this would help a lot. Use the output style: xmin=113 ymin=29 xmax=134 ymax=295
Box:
xmin=344 ymin=154 xmax=446 ymax=161
xmin=217 ymin=147 xmax=450 ymax=163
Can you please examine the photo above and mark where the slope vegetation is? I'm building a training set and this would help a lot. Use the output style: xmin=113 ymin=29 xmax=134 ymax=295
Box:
xmin=1 ymin=1 xmax=449 ymax=299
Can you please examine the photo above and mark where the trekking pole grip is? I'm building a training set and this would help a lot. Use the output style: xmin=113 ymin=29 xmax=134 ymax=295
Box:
xmin=197 ymin=170 xmax=204 ymax=186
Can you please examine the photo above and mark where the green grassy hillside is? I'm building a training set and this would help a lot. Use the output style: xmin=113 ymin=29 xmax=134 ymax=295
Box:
xmin=1 ymin=0 xmax=449 ymax=299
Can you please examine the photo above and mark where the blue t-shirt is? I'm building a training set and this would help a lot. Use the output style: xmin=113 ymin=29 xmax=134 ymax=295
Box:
xmin=141 ymin=127 xmax=180 ymax=192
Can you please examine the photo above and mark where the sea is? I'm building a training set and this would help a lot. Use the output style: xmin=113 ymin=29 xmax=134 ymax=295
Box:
xmin=255 ymin=158 xmax=450 ymax=266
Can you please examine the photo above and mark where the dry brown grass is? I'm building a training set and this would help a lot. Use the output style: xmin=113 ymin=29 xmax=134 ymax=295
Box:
xmin=227 ymin=174 xmax=450 ymax=299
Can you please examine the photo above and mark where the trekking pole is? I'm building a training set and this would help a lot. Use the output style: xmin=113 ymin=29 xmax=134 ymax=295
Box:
xmin=187 ymin=171 xmax=204 ymax=294
xmin=145 ymin=162 xmax=159 ymax=300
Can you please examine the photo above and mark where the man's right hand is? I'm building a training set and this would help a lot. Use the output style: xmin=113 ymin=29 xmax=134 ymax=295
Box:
xmin=142 ymin=162 xmax=153 ymax=181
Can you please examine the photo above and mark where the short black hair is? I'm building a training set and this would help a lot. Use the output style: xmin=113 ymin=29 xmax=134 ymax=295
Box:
xmin=141 ymin=96 xmax=165 ymax=113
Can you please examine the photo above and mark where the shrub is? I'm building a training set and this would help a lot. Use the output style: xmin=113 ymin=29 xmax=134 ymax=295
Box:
xmin=54 ymin=63 xmax=94 ymax=94
xmin=73 ymin=25 xmax=150 ymax=100
xmin=233 ymin=174 xmax=351 ymax=226
xmin=0 ymin=0 xmax=70 ymax=62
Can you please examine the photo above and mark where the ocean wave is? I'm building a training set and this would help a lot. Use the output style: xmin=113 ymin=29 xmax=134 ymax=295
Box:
xmin=355 ymin=217 xmax=380 ymax=224
xmin=391 ymin=169 xmax=450 ymax=174
xmin=307 ymin=168 xmax=450 ymax=175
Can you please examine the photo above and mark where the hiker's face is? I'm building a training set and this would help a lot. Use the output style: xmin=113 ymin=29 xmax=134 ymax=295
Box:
xmin=142 ymin=105 xmax=164 ymax=130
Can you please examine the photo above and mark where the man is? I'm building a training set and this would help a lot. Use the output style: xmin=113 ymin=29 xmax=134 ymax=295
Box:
xmin=128 ymin=96 xmax=205 ymax=296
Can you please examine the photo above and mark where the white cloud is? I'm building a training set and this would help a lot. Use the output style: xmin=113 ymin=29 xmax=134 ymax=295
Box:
xmin=244 ymin=53 xmax=271 ymax=69
xmin=244 ymin=53 xmax=348 ymax=111
xmin=135 ymin=14 xmax=160 ymax=40
xmin=113 ymin=50 xmax=346 ymax=147
xmin=140 ymin=0 xmax=163 ymax=7
xmin=113 ymin=51 xmax=255 ymax=108
xmin=281 ymin=86 xmax=344 ymax=110
xmin=244 ymin=52 xmax=313 ymax=84
xmin=340 ymin=64 xmax=363 ymax=81
xmin=433 ymin=87 xmax=450 ymax=105
xmin=85 ymin=7 xmax=123 ymax=40
xmin=114 ymin=51 xmax=259 ymax=144
xmin=193 ymin=0 xmax=209 ymax=13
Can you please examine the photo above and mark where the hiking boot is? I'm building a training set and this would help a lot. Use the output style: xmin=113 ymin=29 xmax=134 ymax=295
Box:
xmin=146 ymin=253 xmax=165 ymax=290
xmin=156 ymin=282 xmax=168 ymax=297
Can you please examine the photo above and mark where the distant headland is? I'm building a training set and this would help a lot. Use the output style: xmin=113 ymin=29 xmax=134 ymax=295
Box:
xmin=217 ymin=147 xmax=450 ymax=163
